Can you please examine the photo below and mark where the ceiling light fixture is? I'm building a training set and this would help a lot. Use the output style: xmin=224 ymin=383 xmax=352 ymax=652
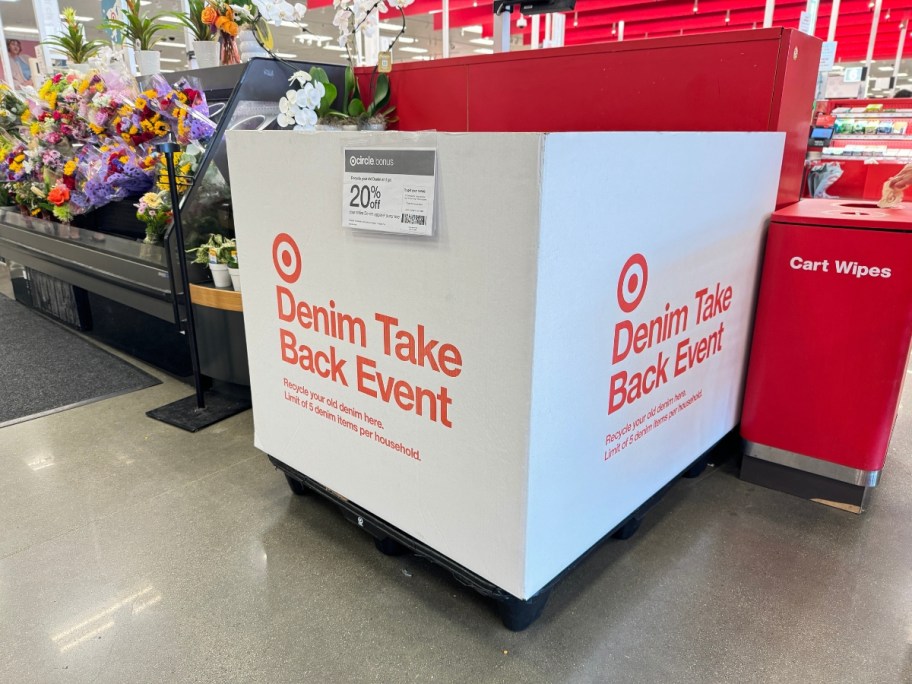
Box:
xmin=159 ymin=57 xmax=184 ymax=63
xmin=462 ymin=25 xmax=484 ymax=34
xmin=155 ymin=41 xmax=187 ymax=48
xmin=323 ymin=45 xmax=347 ymax=51
xmin=473 ymin=48 xmax=494 ymax=54
xmin=573 ymin=11 xmax=578 ymax=27
xmin=611 ymin=22 xmax=617 ymax=35
xmin=886 ymin=8 xmax=891 ymax=19
xmin=274 ymin=52 xmax=297 ymax=58
xmin=399 ymin=46 xmax=429 ymax=53
xmin=470 ymin=37 xmax=494 ymax=46
xmin=725 ymin=9 xmax=730 ymax=23
xmin=5 ymin=26 xmax=40 ymax=34
xmin=516 ymin=15 xmax=528 ymax=28
xmin=693 ymin=0 xmax=698 ymax=13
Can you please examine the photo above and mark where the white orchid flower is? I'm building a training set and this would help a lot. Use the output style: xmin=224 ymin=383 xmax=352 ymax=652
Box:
xmin=293 ymin=3 xmax=307 ymax=18
xmin=289 ymin=70 xmax=312 ymax=86
xmin=314 ymin=80 xmax=326 ymax=100
xmin=277 ymin=111 xmax=294 ymax=127
xmin=300 ymin=82 xmax=322 ymax=109
xmin=295 ymin=107 xmax=317 ymax=128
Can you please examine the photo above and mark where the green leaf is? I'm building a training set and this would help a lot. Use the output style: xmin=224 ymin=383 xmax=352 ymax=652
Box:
xmin=318 ymin=82 xmax=337 ymax=118
xmin=344 ymin=66 xmax=359 ymax=108
xmin=348 ymin=98 xmax=365 ymax=117
xmin=367 ymin=73 xmax=390 ymax=116
xmin=309 ymin=67 xmax=329 ymax=84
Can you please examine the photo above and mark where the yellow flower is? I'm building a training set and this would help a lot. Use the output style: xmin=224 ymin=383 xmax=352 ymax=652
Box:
xmin=141 ymin=191 xmax=162 ymax=208
xmin=129 ymin=125 xmax=138 ymax=135
xmin=135 ymin=97 xmax=147 ymax=109
xmin=14 ymin=154 xmax=24 ymax=162
xmin=77 ymin=79 xmax=90 ymax=94
xmin=29 ymin=123 xmax=39 ymax=136
xmin=89 ymin=123 xmax=104 ymax=134
xmin=119 ymin=155 xmax=129 ymax=163
xmin=30 ymin=207 xmax=41 ymax=216
xmin=64 ymin=160 xmax=78 ymax=176
xmin=143 ymin=89 xmax=157 ymax=98
xmin=20 ymin=109 xmax=30 ymax=123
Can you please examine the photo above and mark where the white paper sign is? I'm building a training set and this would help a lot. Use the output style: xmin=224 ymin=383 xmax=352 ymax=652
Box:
xmin=342 ymin=147 xmax=436 ymax=236
xmin=799 ymin=11 xmax=812 ymax=34
xmin=819 ymin=41 xmax=837 ymax=72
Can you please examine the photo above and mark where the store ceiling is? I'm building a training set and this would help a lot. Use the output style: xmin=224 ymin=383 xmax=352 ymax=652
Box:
xmin=0 ymin=0 xmax=910 ymax=73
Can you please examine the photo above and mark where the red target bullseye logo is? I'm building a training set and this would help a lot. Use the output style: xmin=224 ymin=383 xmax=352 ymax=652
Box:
xmin=617 ymin=254 xmax=648 ymax=313
xmin=272 ymin=233 xmax=302 ymax=284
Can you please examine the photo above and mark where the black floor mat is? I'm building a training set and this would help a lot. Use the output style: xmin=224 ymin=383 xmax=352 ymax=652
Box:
xmin=0 ymin=296 xmax=161 ymax=427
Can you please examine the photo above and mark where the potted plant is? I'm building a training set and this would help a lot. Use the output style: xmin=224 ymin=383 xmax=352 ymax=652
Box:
xmin=342 ymin=67 xmax=395 ymax=130
xmin=277 ymin=67 xmax=337 ymax=132
xmin=41 ymin=8 xmax=107 ymax=70
xmin=188 ymin=233 xmax=235 ymax=288
xmin=227 ymin=250 xmax=240 ymax=292
xmin=173 ymin=0 xmax=219 ymax=69
xmin=101 ymin=0 xmax=180 ymax=75
xmin=331 ymin=0 xmax=408 ymax=129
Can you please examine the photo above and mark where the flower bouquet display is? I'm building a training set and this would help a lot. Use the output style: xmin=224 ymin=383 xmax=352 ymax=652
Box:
xmin=0 ymin=56 xmax=217 ymax=241
xmin=0 ymin=85 xmax=28 ymax=139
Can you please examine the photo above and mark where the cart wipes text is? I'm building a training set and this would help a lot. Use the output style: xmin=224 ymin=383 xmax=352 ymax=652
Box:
xmin=276 ymin=286 xmax=462 ymax=428
xmin=608 ymin=282 xmax=732 ymax=415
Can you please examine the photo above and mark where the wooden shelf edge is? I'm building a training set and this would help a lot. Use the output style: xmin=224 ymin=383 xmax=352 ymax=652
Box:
xmin=189 ymin=283 xmax=243 ymax=312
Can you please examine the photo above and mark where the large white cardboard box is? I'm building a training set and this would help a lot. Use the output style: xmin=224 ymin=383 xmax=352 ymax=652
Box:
xmin=226 ymin=131 xmax=784 ymax=600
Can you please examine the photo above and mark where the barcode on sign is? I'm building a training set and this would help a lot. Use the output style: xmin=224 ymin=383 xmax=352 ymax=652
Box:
xmin=401 ymin=213 xmax=426 ymax=225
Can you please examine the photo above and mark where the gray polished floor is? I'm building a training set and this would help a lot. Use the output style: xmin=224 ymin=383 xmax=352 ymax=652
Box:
xmin=0 ymin=281 xmax=910 ymax=683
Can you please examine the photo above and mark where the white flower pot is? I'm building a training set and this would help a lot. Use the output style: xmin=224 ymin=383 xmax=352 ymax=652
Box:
xmin=228 ymin=266 xmax=241 ymax=292
xmin=193 ymin=40 xmax=219 ymax=69
xmin=136 ymin=50 xmax=161 ymax=75
xmin=210 ymin=263 xmax=231 ymax=288
xmin=238 ymin=28 xmax=269 ymax=62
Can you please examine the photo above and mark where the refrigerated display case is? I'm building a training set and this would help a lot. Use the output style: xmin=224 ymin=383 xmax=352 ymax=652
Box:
xmin=0 ymin=58 xmax=345 ymax=375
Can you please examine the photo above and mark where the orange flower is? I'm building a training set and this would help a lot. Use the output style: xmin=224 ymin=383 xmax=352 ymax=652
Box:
xmin=215 ymin=15 xmax=228 ymax=30
xmin=223 ymin=20 xmax=239 ymax=36
xmin=48 ymin=185 xmax=70 ymax=206
xmin=200 ymin=4 xmax=217 ymax=24
xmin=225 ymin=6 xmax=234 ymax=20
